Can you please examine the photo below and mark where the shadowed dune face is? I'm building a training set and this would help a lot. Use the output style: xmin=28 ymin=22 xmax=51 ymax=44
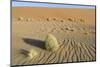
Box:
xmin=12 ymin=7 xmax=96 ymax=66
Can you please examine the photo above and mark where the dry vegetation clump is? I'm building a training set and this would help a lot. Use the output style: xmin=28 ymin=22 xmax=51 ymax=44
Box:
xmin=26 ymin=18 xmax=31 ymax=22
xmin=46 ymin=18 xmax=50 ymax=21
xmin=60 ymin=20 xmax=64 ymax=22
xmin=45 ymin=34 xmax=59 ymax=51
xmin=65 ymin=27 xmax=69 ymax=30
xmin=17 ymin=17 xmax=24 ymax=21
xmin=68 ymin=18 xmax=73 ymax=21
xmin=28 ymin=49 xmax=38 ymax=59
xmin=80 ymin=19 xmax=85 ymax=22
xmin=70 ymin=29 xmax=74 ymax=31
xmin=53 ymin=18 xmax=57 ymax=21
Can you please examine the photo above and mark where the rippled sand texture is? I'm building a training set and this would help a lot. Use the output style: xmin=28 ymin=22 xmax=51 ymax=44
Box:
xmin=12 ymin=7 xmax=96 ymax=66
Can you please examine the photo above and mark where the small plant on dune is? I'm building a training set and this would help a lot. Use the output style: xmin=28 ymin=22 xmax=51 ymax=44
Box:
xmin=17 ymin=17 xmax=23 ymax=21
xmin=68 ymin=18 xmax=73 ymax=21
xmin=28 ymin=49 xmax=38 ymax=59
xmin=45 ymin=34 xmax=59 ymax=51
xmin=46 ymin=18 xmax=50 ymax=21
xmin=61 ymin=20 xmax=64 ymax=22
xmin=80 ymin=19 xmax=85 ymax=22
xmin=26 ymin=18 xmax=32 ymax=22
xmin=53 ymin=18 xmax=57 ymax=21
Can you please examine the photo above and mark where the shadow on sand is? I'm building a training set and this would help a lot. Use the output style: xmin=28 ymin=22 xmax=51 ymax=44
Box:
xmin=23 ymin=38 xmax=45 ymax=50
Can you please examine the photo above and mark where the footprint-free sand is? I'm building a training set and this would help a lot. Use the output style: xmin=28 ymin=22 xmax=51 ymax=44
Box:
xmin=12 ymin=7 xmax=96 ymax=66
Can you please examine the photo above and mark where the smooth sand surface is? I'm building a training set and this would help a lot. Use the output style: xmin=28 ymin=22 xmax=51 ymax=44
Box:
xmin=12 ymin=7 xmax=96 ymax=66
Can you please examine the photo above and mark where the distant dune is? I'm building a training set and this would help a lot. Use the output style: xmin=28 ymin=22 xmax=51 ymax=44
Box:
xmin=12 ymin=7 xmax=96 ymax=66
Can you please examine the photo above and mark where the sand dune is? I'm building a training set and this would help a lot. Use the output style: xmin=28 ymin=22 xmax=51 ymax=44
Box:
xmin=12 ymin=7 xmax=96 ymax=66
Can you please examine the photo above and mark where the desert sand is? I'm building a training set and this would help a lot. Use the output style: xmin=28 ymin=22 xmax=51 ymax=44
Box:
xmin=12 ymin=7 xmax=96 ymax=66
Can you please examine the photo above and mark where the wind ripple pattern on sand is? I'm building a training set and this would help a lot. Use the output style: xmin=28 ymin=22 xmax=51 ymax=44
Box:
xmin=12 ymin=17 xmax=96 ymax=66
